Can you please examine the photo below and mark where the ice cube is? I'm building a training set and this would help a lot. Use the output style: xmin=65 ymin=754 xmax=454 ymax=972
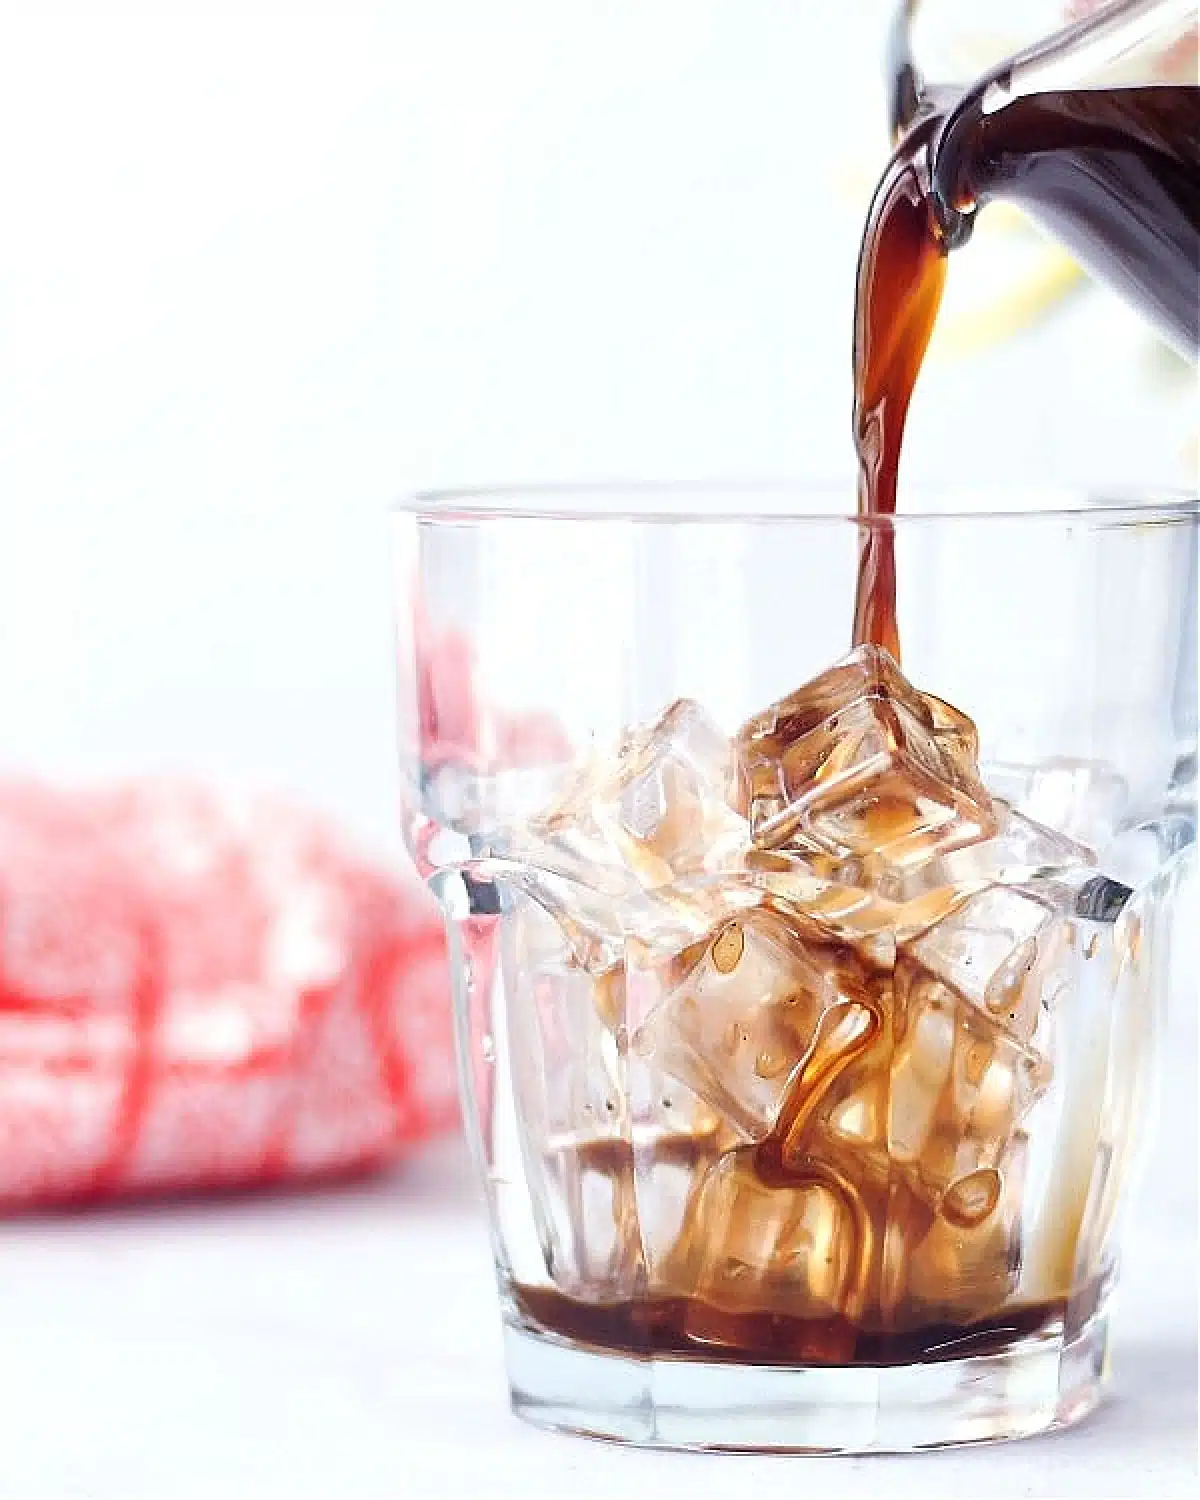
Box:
xmin=629 ymin=1083 xmax=733 ymax=1289
xmin=663 ymin=1143 xmax=938 ymax=1347
xmin=741 ymin=845 xmax=965 ymax=962
xmin=499 ymin=790 xmax=634 ymax=901
xmin=903 ymin=884 xmax=1069 ymax=1045
xmin=488 ymin=699 xmax=751 ymax=970
xmin=983 ymin=757 xmax=1129 ymax=847
xmin=667 ymin=1148 xmax=870 ymax=1346
xmin=888 ymin=953 xmax=1051 ymax=1198
xmin=869 ymin=802 xmax=1094 ymax=907
xmin=903 ymin=1145 xmax=1026 ymax=1326
xmin=504 ymin=903 xmax=641 ymax=1296
xmin=481 ymin=857 xmax=634 ymax=975
xmin=533 ymin=1130 xmax=641 ymax=1298
xmin=632 ymin=908 xmax=884 ymax=1145
xmin=488 ymin=852 xmax=755 ymax=978
xmin=734 ymin=645 xmax=996 ymax=868
xmin=598 ymin=698 xmax=745 ymax=879
xmin=619 ymin=932 xmax=744 ymax=1285
xmin=513 ymin=907 xmax=627 ymax=1116
xmin=790 ymin=1138 xmax=943 ymax=1332
xmin=524 ymin=698 xmax=746 ymax=891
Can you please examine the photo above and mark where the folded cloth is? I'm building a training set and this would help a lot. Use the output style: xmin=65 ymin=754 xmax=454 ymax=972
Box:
xmin=0 ymin=779 xmax=476 ymax=1207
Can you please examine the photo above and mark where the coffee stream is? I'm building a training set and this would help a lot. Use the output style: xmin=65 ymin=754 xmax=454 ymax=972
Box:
xmin=853 ymin=85 xmax=1200 ymax=662
xmin=851 ymin=110 xmax=948 ymax=661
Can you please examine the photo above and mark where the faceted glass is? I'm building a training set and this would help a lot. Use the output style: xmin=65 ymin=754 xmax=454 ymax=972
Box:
xmin=395 ymin=483 xmax=1197 ymax=1452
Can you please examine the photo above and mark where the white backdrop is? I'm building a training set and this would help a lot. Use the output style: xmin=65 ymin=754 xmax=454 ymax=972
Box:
xmin=0 ymin=0 xmax=1193 ymax=856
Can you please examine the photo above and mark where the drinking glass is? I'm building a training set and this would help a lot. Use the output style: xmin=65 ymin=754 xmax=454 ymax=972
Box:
xmin=393 ymin=483 xmax=1197 ymax=1452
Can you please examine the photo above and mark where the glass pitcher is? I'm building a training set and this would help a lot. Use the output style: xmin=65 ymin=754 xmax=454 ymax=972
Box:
xmin=888 ymin=0 xmax=1198 ymax=358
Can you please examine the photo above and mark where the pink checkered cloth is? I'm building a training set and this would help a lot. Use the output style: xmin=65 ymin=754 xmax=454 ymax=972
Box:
xmin=0 ymin=779 xmax=478 ymax=1207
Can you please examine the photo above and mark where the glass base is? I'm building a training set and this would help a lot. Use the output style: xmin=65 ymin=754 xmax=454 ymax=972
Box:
xmin=505 ymin=1309 xmax=1109 ymax=1452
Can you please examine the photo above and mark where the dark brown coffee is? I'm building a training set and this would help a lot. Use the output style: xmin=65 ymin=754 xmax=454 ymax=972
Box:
xmin=514 ymin=1274 xmax=1106 ymax=1368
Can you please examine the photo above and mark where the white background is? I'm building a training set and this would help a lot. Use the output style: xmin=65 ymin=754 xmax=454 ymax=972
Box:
xmin=0 ymin=3 xmax=1195 ymax=1495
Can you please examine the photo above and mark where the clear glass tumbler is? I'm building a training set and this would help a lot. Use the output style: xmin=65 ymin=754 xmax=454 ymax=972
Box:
xmin=393 ymin=484 xmax=1197 ymax=1452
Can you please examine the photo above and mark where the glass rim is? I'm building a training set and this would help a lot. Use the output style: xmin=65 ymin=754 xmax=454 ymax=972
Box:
xmin=397 ymin=480 xmax=1200 ymax=528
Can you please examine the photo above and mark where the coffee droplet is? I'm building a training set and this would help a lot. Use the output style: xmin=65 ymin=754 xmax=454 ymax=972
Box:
xmin=593 ymin=969 xmax=624 ymax=1030
xmin=941 ymin=1167 xmax=1002 ymax=1229
xmin=711 ymin=921 xmax=745 ymax=974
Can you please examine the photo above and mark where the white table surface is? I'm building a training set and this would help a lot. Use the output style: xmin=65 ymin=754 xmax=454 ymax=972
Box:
xmin=0 ymin=1006 xmax=1194 ymax=1500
